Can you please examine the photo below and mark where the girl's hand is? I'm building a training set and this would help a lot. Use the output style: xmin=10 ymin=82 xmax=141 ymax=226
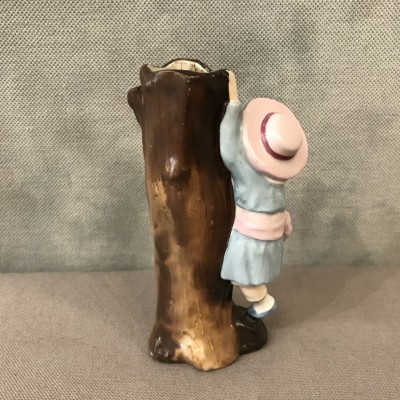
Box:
xmin=283 ymin=211 xmax=293 ymax=240
xmin=227 ymin=70 xmax=239 ymax=103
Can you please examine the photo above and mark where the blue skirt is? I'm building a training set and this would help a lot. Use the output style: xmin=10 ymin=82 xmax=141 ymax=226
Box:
xmin=221 ymin=229 xmax=284 ymax=286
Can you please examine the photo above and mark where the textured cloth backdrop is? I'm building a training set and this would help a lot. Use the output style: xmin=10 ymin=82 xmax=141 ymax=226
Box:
xmin=0 ymin=1 xmax=399 ymax=272
xmin=1 ymin=267 xmax=399 ymax=399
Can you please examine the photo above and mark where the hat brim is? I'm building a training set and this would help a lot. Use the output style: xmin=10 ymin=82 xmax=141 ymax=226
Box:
xmin=242 ymin=98 xmax=308 ymax=181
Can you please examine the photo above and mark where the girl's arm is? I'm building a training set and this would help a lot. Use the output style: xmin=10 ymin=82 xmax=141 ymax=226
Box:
xmin=220 ymin=71 xmax=242 ymax=168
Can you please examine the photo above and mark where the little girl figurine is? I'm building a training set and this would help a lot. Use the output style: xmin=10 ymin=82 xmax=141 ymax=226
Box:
xmin=220 ymin=71 xmax=308 ymax=318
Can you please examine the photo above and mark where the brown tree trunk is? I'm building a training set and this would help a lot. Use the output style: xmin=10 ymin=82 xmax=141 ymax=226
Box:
xmin=127 ymin=59 xmax=267 ymax=371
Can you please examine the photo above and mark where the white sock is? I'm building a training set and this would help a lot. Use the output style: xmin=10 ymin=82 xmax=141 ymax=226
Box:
xmin=253 ymin=293 xmax=275 ymax=314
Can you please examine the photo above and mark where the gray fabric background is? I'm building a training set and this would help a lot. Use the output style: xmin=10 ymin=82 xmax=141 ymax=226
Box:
xmin=1 ymin=0 xmax=399 ymax=272
xmin=1 ymin=267 xmax=400 ymax=399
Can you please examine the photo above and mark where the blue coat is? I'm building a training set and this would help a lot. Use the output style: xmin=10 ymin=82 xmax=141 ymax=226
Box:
xmin=220 ymin=102 xmax=286 ymax=285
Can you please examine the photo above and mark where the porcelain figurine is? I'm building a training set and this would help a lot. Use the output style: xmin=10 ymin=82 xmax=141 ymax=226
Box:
xmin=220 ymin=71 xmax=308 ymax=318
xmin=128 ymin=60 xmax=268 ymax=371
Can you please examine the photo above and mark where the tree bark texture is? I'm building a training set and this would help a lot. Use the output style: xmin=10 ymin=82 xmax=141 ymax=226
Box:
xmin=127 ymin=59 xmax=267 ymax=371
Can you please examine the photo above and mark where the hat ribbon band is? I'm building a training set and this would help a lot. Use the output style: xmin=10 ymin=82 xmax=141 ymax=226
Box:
xmin=260 ymin=113 xmax=295 ymax=161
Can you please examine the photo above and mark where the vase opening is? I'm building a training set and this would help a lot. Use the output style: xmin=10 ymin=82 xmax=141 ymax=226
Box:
xmin=148 ymin=59 xmax=209 ymax=73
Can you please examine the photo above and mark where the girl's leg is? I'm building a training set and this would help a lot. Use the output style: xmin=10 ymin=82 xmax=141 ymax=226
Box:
xmin=238 ymin=284 xmax=267 ymax=302
xmin=236 ymin=284 xmax=276 ymax=318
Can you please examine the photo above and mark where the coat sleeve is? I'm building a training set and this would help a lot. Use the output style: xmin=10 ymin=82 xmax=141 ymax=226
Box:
xmin=219 ymin=101 xmax=243 ymax=170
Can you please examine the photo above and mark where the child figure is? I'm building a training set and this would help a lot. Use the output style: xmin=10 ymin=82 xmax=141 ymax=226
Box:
xmin=220 ymin=71 xmax=308 ymax=318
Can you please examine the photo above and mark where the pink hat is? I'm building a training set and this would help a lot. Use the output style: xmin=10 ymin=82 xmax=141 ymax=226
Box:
xmin=242 ymin=98 xmax=308 ymax=181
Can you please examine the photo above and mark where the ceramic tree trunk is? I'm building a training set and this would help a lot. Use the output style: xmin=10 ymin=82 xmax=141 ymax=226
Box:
xmin=127 ymin=59 xmax=267 ymax=371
